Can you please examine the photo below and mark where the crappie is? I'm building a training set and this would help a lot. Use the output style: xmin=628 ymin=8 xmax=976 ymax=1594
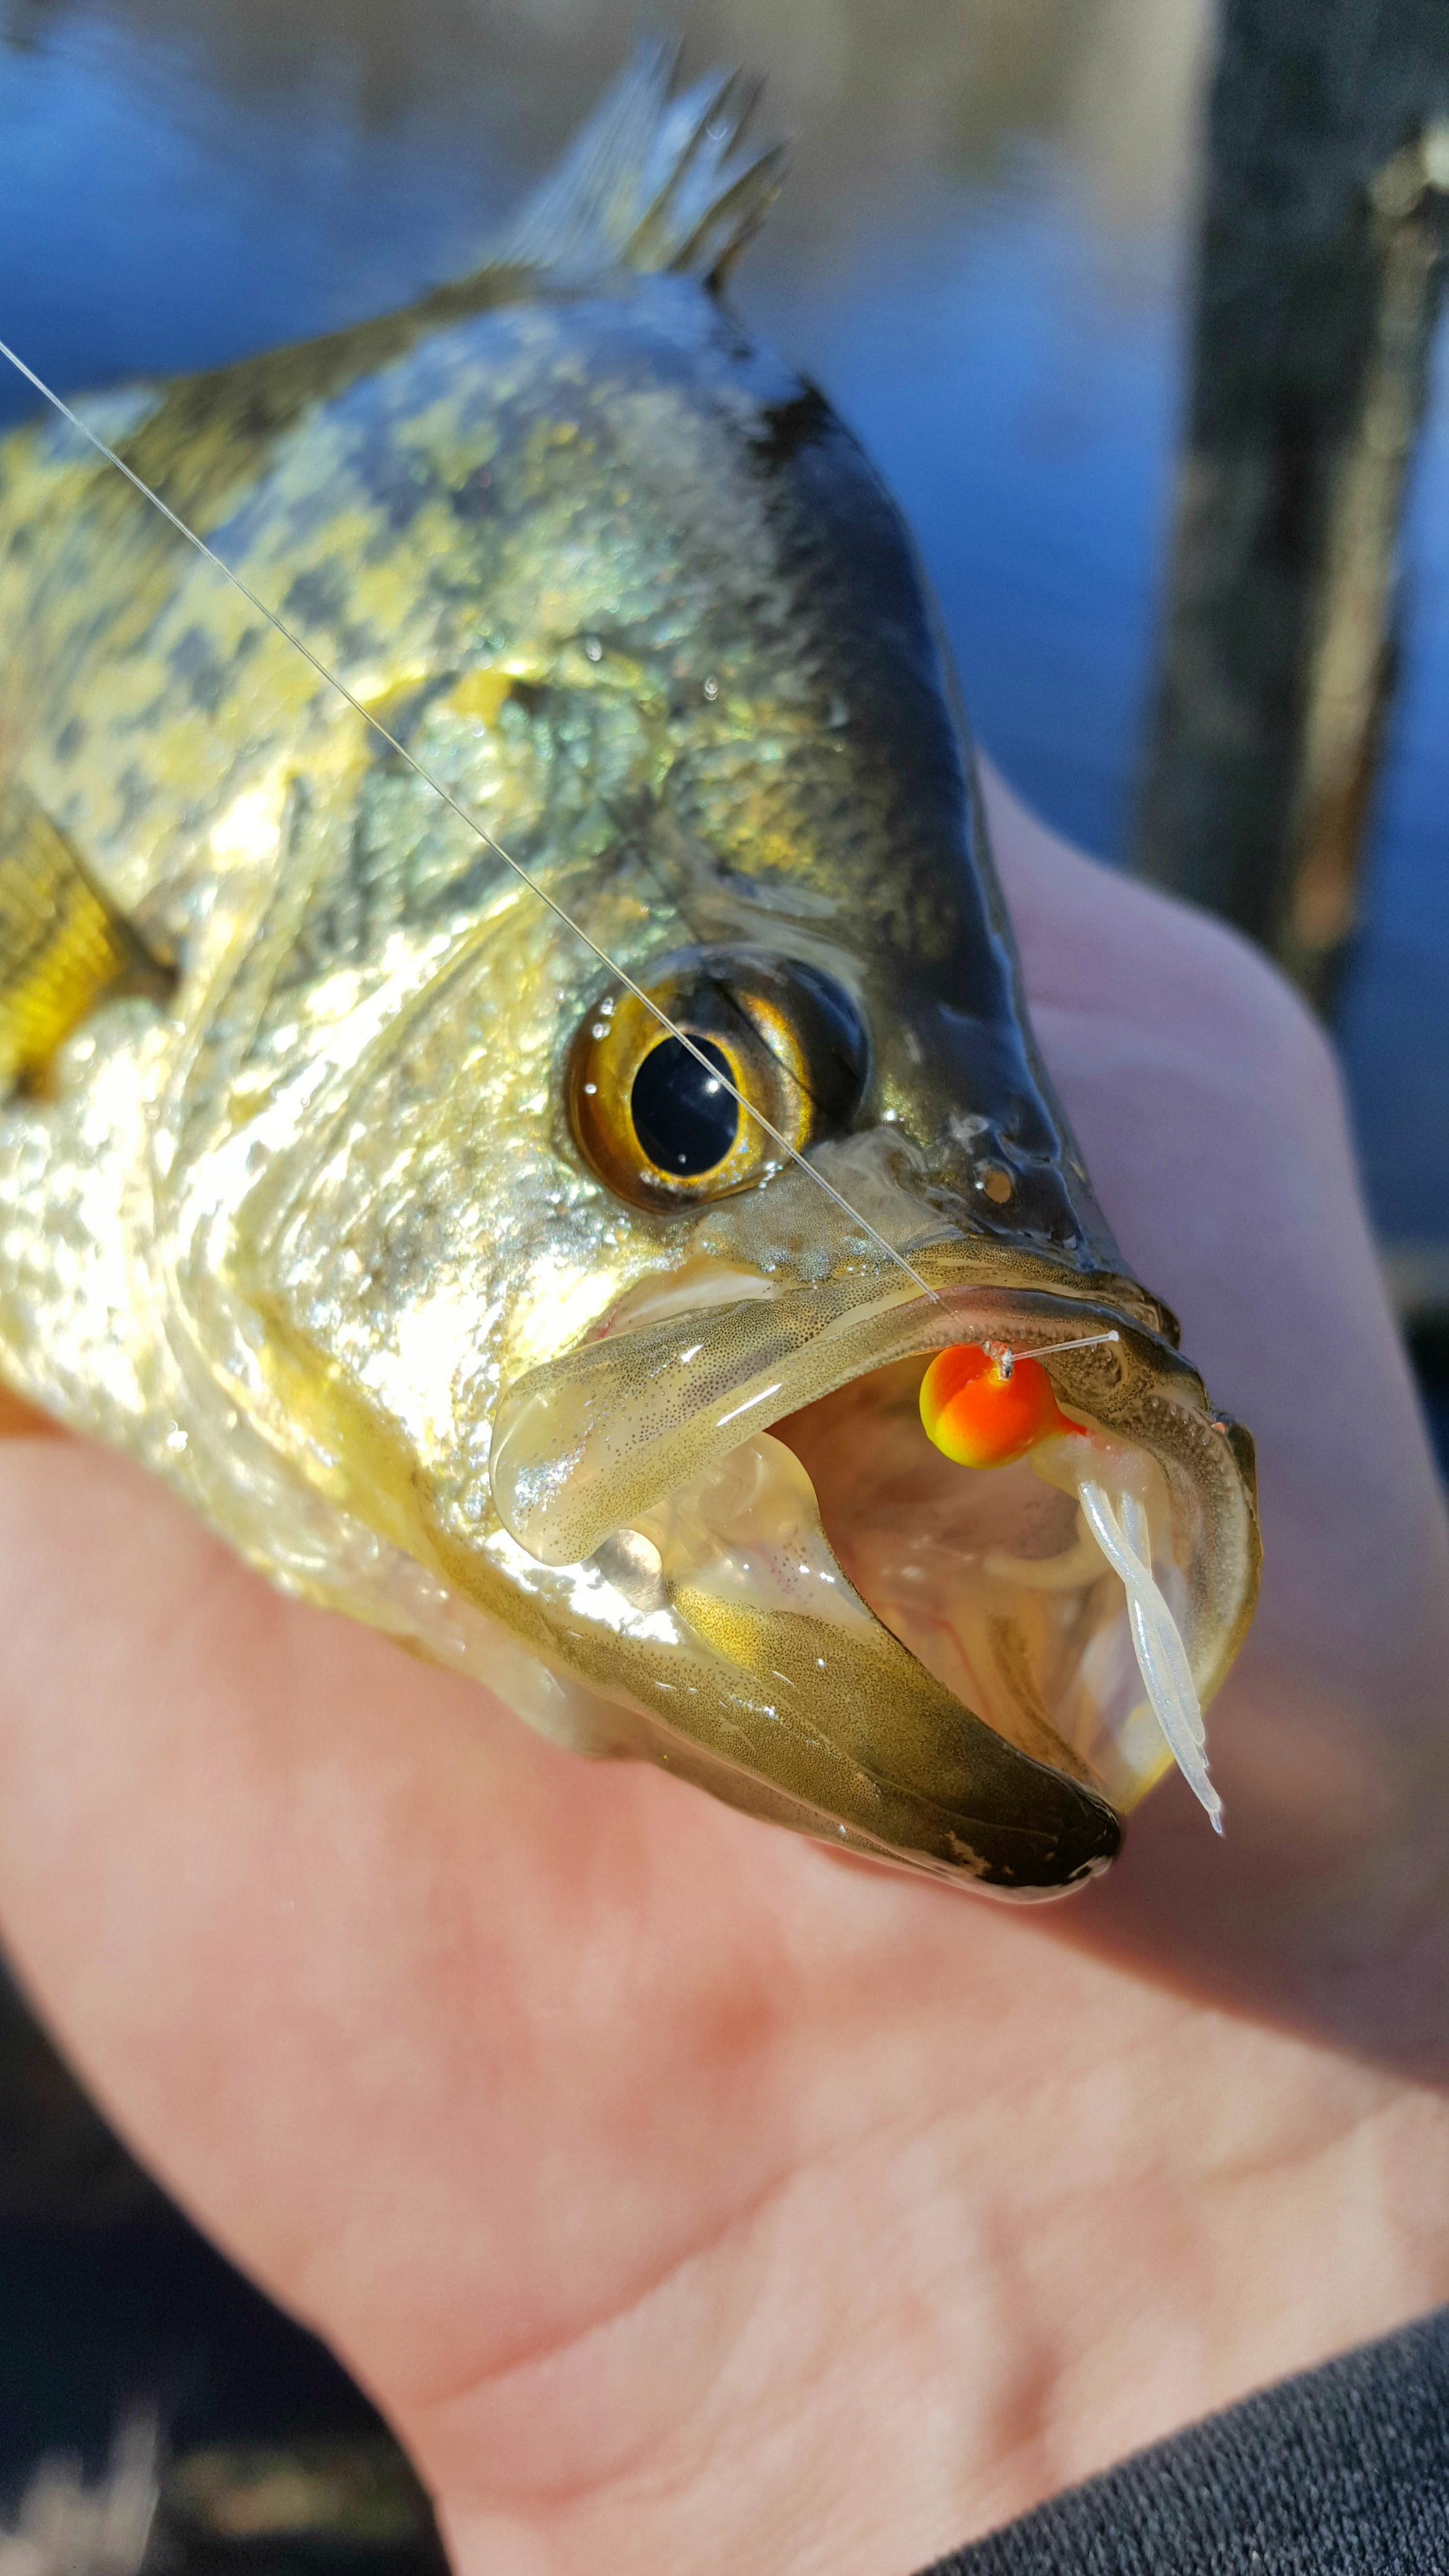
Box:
xmin=0 ymin=49 xmax=1258 ymax=1895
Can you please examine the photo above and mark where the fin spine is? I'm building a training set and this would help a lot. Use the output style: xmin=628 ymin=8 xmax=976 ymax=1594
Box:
xmin=490 ymin=38 xmax=786 ymax=288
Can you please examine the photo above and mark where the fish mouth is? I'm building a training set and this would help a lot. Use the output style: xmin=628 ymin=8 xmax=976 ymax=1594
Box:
xmin=488 ymin=1250 xmax=1243 ymax=1893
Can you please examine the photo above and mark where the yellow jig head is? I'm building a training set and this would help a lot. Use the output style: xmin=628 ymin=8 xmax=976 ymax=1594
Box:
xmin=919 ymin=1341 xmax=1086 ymax=1471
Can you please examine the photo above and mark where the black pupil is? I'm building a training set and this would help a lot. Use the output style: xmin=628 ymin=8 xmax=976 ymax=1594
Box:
xmin=631 ymin=1037 xmax=739 ymax=1176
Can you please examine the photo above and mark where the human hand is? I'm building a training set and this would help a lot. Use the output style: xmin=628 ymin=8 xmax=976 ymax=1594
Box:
xmin=0 ymin=766 xmax=1445 ymax=2576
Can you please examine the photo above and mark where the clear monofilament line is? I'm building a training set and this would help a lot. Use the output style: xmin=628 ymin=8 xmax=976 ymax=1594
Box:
xmin=994 ymin=1328 xmax=1118 ymax=1380
xmin=0 ymin=334 xmax=944 ymax=1311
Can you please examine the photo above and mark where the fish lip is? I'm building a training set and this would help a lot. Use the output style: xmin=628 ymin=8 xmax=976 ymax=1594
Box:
xmin=489 ymin=1243 xmax=1165 ymax=1574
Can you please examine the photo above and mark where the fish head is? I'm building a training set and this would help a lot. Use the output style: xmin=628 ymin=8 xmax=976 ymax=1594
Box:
xmin=176 ymin=281 xmax=1256 ymax=1900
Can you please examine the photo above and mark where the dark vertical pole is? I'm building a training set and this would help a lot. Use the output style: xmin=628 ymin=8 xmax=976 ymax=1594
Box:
xmin=1133 ymin=0 xmax=1449 ymax=1009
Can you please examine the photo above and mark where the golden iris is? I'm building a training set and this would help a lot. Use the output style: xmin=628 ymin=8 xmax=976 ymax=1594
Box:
xmin=567 ymin=947 xmax=868 ymax=1212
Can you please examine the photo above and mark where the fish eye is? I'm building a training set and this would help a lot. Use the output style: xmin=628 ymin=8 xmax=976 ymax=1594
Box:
xmin=567 ymin=947 xmax=868 ymax=1211
xmin=631 ymin=1037 xmax=740 ymax=1175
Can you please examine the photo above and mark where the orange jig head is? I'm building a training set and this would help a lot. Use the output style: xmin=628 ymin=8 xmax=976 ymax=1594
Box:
xmin=919 ymin=1342 xmax=1084 ymax=1470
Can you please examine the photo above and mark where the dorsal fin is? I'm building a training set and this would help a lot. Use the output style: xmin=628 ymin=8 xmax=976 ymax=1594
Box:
xmin=0 ymin=786 xmax=173 ymax=1095
xmin=491 ymin=38 xmax=787 ymax=288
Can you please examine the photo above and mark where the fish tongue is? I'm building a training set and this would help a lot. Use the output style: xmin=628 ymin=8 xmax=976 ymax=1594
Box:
xmin=630 ymin=1431 xmax=879 ymax=1635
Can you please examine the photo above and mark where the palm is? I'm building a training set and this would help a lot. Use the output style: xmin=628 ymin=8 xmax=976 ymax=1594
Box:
xmin=1 ymin=774 xmax=1446 ymax=2576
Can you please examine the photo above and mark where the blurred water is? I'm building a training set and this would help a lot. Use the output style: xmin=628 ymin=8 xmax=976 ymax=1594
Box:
xmin=0 ymin=0 xmax=1443 ymax=1243
xmin=1338 ymin=315 xmax=1449 ymax=1246
xmin=749 ymin=175 xmax=1179 ymax=877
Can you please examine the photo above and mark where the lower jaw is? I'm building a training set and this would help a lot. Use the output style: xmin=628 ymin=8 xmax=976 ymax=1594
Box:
xmin=440 ymin=1383 xmax=1129 ymax=1893
xmin=607 ymin=1688 xmax=1122 ymax=1900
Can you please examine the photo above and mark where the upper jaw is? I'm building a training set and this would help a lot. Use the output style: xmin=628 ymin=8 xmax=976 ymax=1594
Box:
xmin=488 ymin=1241 xmax=1158 ymax=1571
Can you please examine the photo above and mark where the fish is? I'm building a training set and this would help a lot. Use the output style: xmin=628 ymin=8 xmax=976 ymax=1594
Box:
xmin=0 ymin=44 xmax=1259 ymax=1896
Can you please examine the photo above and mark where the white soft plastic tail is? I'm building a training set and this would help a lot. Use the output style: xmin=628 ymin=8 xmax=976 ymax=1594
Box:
xmin=1076 ymin=1476 xmax=1224 ymax=1833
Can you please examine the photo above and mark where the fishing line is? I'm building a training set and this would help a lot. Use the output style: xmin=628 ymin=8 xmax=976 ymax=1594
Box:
xmin=0 ymin=335 xmax=945 ymax=1307
xmin=993 ymin=1328 xmax=1118 ymax=1380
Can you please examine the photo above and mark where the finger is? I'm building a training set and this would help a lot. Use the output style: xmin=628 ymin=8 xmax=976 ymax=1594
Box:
xmin=0 ymin=1379 xmax=60 ymax=1438
xmin=983 ymin=759 xmax=1447 ymax=1715
xmin=982 ymin=766 xmax=1449 ymax=2042
xmin=0 ymin=1435 xmax=849 ymax=2452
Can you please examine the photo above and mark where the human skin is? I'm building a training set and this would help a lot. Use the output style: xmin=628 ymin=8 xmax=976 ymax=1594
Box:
xmin=0 ymin=764 xmax=1446 ymax=2576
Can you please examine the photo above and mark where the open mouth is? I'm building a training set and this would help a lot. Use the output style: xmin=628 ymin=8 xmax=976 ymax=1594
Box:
xmin=487 ymin=1257 xmax=1245 ymax=1887
xmin=773 ymin=1355 xmax=1168 ymax=1806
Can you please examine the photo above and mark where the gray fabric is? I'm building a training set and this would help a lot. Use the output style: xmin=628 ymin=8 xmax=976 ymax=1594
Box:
xmin=926 ymin=2309 xmax=1449 ymax=2575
